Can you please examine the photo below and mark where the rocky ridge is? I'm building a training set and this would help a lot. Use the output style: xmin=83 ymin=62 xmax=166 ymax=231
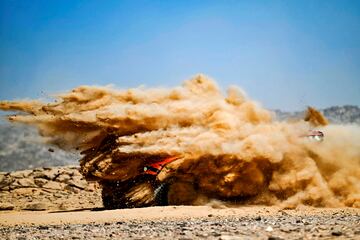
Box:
xmin=0 ymin=166 xmax=102 ymax=211
xmin=0 ymin=122 xmax=79 ymax=172
xmin=274 ymin=105 xmax=360 ymax=124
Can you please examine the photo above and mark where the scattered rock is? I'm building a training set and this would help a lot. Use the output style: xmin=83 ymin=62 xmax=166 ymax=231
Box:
xmin=23 ymin=202 xmax=48 ymax=211
xmin=32 ymin=169 xmax=59 ymax=181
xmin=64 ymin=185 xmax=80 ymax=193
xmin=53 ymin=193 xmax=63 ymax=198
xmin=15 ymin=178 xmax=37 ymax=188
xmin=279 ymin=225 xmax=297 ymax=233
xmin=212 ymin=232 xmax=222 ymax=237
xmin=0 ymin=166 xmax=102 ymax=211
xmin=34 ymin=178 xmax=48 ymax=187
xmin=38 ymin=225 xmax=49 ymax=230
xmin=9 ymin=170 xmax=32 ymax=179
xmin=332 ymin=231 xmax=343 ymax=236
xmin=1 ymin=207 xmax=359 ymax=239
xmin=0 ymin=203 xmax=14 ymax=210
xmin=67 ymin=179 xmax=87 ymax=190
xmin=43 ymin=169 xmax=60 ymax=180
xmin=56 ymin=174 xmax=71 ymax=183
xmin=42 ymin=181 xmax=62 ymax=190
xmin=31 ymin=171 xmax=48 ymax=179
xmin=0 ymin=175 xmax=13 ymax=189
xmin=268 ymin=237 xmax=284 ymax=240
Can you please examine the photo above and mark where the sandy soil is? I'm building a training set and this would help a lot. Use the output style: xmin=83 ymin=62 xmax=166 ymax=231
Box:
xmin=1 ymin=166 xmax=359 ymax=239
xmin=1 ymin=206 xmax=359 ymax=239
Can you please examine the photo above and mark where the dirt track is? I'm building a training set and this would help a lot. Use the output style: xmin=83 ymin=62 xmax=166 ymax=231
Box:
xmin=1 ymin=166 xmax=360 ymax=239
xmin=1 ymin=206 xmax=359 ymax=239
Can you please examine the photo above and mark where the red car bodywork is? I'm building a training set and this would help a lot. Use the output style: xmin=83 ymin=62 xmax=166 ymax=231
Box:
xmin=143 ymin=156 xmax=179 ymax=175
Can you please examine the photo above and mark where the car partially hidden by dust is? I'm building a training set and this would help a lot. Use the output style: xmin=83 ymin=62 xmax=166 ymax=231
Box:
xmin=91 ymin=128 xmax=325 ymax=210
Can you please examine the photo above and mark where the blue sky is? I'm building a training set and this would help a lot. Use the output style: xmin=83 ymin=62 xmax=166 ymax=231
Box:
xmin=0 ymin=0 xmax=359 ymax=111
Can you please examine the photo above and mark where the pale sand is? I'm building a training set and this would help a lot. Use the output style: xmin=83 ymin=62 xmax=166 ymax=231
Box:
xmin=1 ymin=206 xmax=359 ymax=226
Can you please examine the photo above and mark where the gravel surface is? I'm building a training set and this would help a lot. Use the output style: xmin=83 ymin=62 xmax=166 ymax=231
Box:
xmin=1 ymin=209 xmax=359 ymax=239
xmin=1 ymin=159 xmax=359 ymax=239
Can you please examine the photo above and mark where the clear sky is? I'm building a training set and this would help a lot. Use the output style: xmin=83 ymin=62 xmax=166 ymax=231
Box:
xmin=0 ymin=0 xmax=359 ymax=111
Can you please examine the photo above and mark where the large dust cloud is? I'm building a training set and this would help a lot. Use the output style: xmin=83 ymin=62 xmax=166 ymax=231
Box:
xmin=0 ymin=75 xmax=359 ymax=208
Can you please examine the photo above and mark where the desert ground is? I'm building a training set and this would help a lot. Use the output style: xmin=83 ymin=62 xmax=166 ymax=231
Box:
xmin=1 ymin=166 xmax=359 ymax=239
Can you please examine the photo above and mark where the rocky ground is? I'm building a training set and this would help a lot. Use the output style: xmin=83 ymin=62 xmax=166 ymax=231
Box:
xmin=0 ymin=166 xmax=102 ymax=211
xmin=0 ymin=207 xmax=359 ymax=239
xmin=274 ymin=105 xmax=360 ymax=124
xmin=1 ymin=167 xmax=360 ymax=239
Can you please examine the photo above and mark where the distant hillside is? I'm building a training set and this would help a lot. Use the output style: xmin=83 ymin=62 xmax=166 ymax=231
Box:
xmin=0 ymin=122 xmax=79 ymax=172
xmin=0 ymin=105 xmax=359 ymax=171
xmin=274 ymin=105 xmax=360 ymax=125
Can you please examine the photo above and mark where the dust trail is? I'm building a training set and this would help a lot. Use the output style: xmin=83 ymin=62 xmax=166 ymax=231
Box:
xmin=0 ymin=75 xmax=359 ymax=208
